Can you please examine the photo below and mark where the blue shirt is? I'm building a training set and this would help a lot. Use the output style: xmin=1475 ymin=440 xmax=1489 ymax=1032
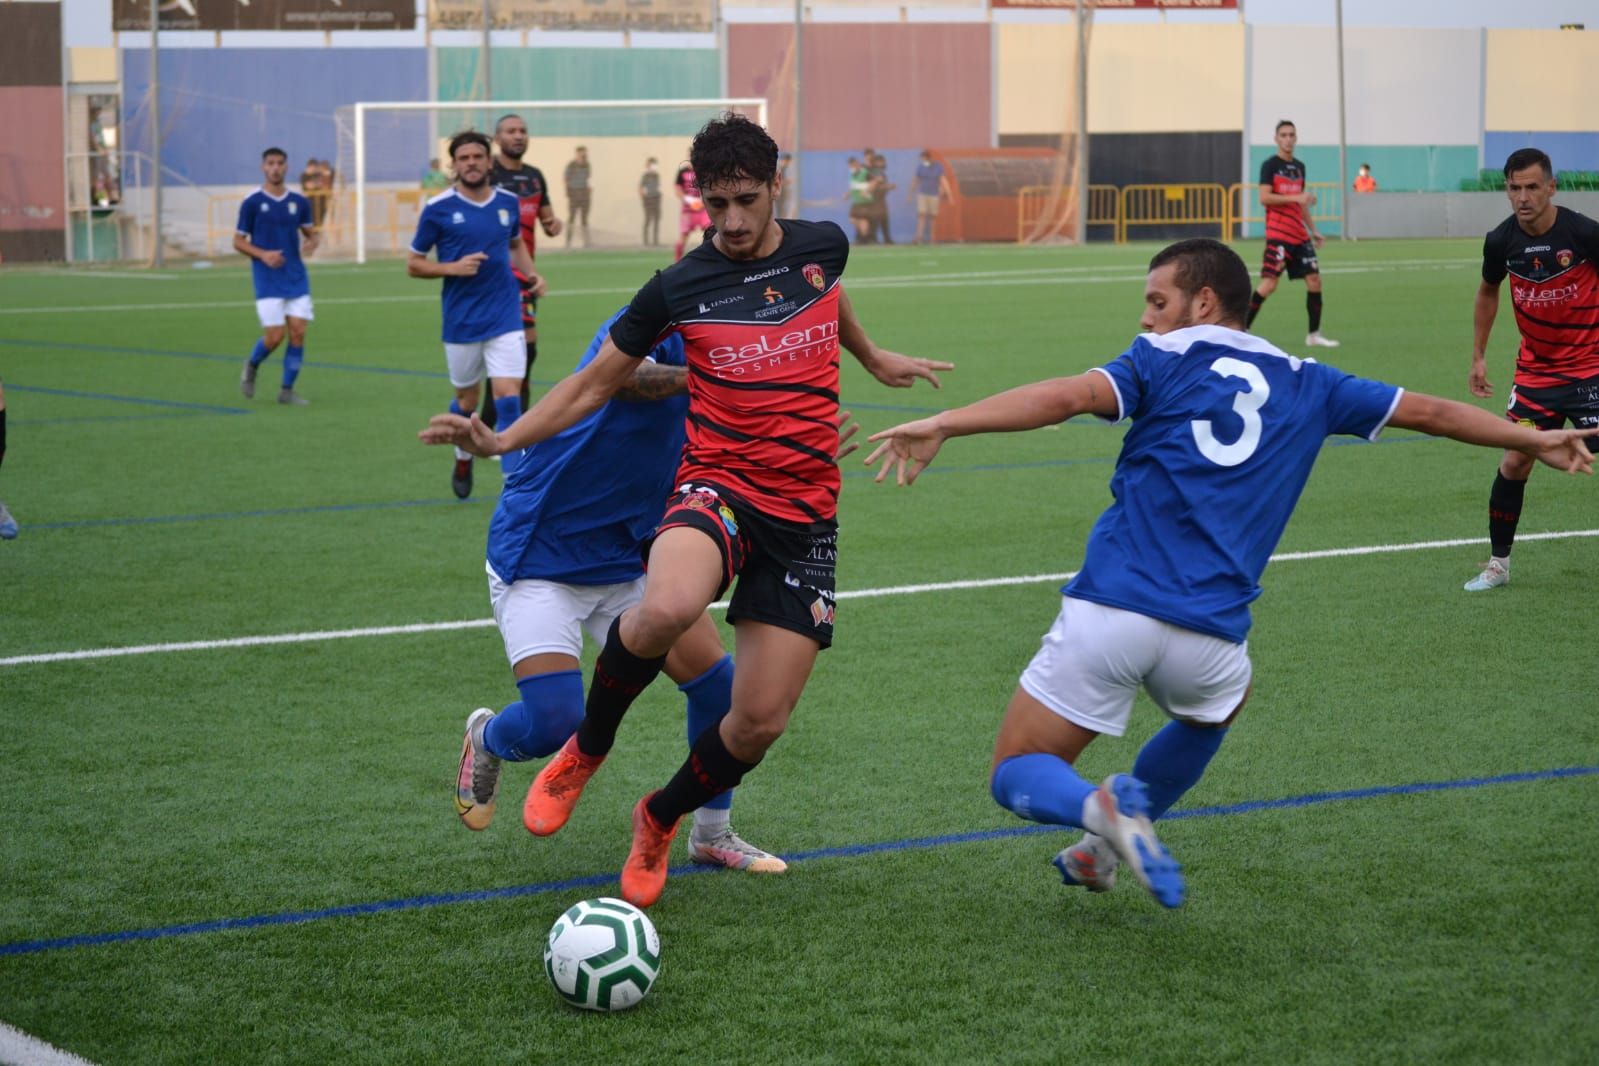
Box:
xmin=410 ymin=187 xmax=524 ymax=344
xmin=914 ymin=160 xmax=945 ymax=196
xmin=236 ymin=188 xmax=312 ymax=300
xmin=1064 ymin=324 xmax=1402 ymax=643
xmin=486 ymin=311 xmax=690 ymax=585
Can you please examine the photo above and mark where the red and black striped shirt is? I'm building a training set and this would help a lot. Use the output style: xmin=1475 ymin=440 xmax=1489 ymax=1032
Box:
xmin=1259 ymin=155 xmax=1310 ymax=245
xmin=1483 ymin=206 xmax=1599 ymax=387
xmin=490 ymin=161 xmax=552 ymax=258
xmin=610 ymin=219 xmax=850 ymax=523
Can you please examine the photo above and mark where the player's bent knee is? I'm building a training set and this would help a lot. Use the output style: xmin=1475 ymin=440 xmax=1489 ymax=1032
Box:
xmin=496 ymin=670 xmax=585 ymax=760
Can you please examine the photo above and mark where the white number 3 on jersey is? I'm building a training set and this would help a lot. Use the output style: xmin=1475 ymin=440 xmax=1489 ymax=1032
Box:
xmin=1192 ymin=357 xmax=1268 ymax=467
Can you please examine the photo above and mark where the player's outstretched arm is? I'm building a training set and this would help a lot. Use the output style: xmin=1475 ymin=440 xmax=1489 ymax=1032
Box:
xmin=864 ymin=372 xmax=1117 ymax=486
xmin=1389 ymin=391 xmax=1597 ymax=475
xmin=419 ymin=340 xmax=640 ymax=456
xmin=837 ymin=288 xmax=953 ymax=388
xmin=1469 ymin=281 xmax=1501 ymax=398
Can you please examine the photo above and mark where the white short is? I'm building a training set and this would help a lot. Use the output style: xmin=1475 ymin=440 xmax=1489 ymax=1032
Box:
xmin=1018 ymin=596 xmax=1252 ymax=737
xmin=255 ymin=295 xmax=314 ymax=328
xmin=445 ymin=331 xmax=525 ymax=389
xmin=487 ymin=565 xmax=647 ymax=665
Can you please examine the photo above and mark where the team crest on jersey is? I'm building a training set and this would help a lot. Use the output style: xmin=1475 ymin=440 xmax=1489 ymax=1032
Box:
xmin=288 ymin=202 xmax=298 ymax=216
xmin=498 ymin=208 xmax=511 ymax=227
xmin=803 ymin=263 xmax=824 ymax=290
xmin=1557 ymin=249 xmax=1573 ymax=268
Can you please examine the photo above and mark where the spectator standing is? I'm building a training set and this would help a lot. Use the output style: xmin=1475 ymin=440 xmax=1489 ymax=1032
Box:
xmin=868 ymin=152 xmax=895 ymax=244
xmin=847 ymin=156 xmax=873 ymax=244
xmin=1354 ymin=163 xmax=1377 ymax=193
xmin=639 ymin=157 xmax=662 ymax=246
xmin=564 ymin=146 xmax=592 ymax=248
xmin=909 ymin=149 xmax=952 ymax=244
xmin=422 ymin=158 xmax=450 ymax=192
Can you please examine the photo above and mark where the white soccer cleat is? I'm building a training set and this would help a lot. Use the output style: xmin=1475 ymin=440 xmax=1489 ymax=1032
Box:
xmin=1052 ymin=833 xmax=1119 ymax=892
xmin=688 ymin=827 xmax=788 ymax=874
xmin=1305 ymin=332 xmax=1341 ymax=348
xmin=1464 ymin=557 xmax=1509 ymax=592
xmin=1085 ymin=774 xmax=1184 ymax=908
xmin=454 ymin=708 xmax=501 ymax=830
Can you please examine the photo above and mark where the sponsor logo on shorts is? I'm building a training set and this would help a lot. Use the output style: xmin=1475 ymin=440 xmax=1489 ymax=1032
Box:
xmin=718 ymin=505 xmax=738 ymax=535
xmin=803 ymin=263 xmax=825 ymax=290
xmin=809 ymin=595 xmax=835 ymax=627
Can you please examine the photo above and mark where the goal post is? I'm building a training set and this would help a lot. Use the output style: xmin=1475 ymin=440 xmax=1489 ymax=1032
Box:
xmin=334 ymin=98 xmax=768 ymax=262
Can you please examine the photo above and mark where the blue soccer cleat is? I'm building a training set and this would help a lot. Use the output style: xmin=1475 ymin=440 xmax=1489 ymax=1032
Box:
xmin=1088 ymin=774 xmax=1184 ymax=908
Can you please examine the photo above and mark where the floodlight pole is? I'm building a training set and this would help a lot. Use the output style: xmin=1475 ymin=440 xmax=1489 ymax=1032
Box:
xmin=150 ymin=0 xmax=164 ymax=267
xmin=1335 ymin=0 xmax=1349 ymax=239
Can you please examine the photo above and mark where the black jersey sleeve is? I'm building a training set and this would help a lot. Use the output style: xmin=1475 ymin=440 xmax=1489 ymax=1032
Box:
xmin=609 ymin=272 xmax=672 ymax=358
xmin=1570 ymin=208 xmax=1599 ymax=264
xmin=1258 ymin=157 xmax=1277 ymax=185
xmin=1481 ymin=223 xmax=1507 ymax=285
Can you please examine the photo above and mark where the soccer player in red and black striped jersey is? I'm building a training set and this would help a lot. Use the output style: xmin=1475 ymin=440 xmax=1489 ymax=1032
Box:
xmin=1246 ymin=120 xmax=1339 ymax=348
xmin=1463 ymin=147 xmax=1599 ymax=591
xmin=488 ymin=113 xmax=563 ymax=419
xmin=421 ymin=112 xmax=952 ymax=906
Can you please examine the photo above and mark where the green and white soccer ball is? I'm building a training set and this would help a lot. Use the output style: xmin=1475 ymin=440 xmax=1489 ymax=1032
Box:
xmin=543 ymin=897 xmax=661 ymax=1011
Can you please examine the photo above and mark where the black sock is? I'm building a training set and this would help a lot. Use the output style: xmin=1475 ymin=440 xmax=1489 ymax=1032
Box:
xmin=478 ymin=392 xmax=497 ymax=431
xmin=648 ymin=723 xmax=759 ymax=827
xmin=1247 ymin=291 xmax=1266 ymax=327
xmin=520 ymin=340 xmax=537 ymax=409
xmin=0 ymin=406 xmax=7 ymax=471
xmin=1488 ymin=471 xmax=1527 ymax=558
xmin=574 ymin=615 xmax=665 ymax=757
xmin=1307 ymin=291 xmax=1324 ymax=333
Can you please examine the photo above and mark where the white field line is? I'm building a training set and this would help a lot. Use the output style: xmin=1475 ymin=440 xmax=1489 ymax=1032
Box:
xmin=0 ymin=259 xmax=1470 ymax=317
xmin=0 ymin=1022 xmax=100 ymax=1066
xmin=3 ymin=529 xmax=1594 ymax=669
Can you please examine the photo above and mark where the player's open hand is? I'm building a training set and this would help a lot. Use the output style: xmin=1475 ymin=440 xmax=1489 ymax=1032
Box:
xmin=864 ymin=417 xmax=946 ymax=486
xmin=1468 ymin=357 xmax=1494 ymax=398
xmin=864 ymin=349 xmax=954 ymax=390
xmin=419 ymin=411 xmax=501 ymax=457
xmin=835 ymin=409 xmax=862 ymax=463
xmin=1533 ymin=426 xmax=1599 ymax=475
xmin=454 ymin=251 xmax=489 ymax=277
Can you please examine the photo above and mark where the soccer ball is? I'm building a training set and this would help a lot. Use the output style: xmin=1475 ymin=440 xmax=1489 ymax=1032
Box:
xmin=543 ymin=897 xmax=661 ymax=1011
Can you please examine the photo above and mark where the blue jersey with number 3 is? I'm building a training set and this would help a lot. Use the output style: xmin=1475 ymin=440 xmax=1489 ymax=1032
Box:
xmin=1064 ymin=324 xmax=1402 ymax=643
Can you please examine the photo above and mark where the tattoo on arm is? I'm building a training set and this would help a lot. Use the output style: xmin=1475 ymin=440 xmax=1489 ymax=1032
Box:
xmin=615 ymin=363 xmax=688 ymax=402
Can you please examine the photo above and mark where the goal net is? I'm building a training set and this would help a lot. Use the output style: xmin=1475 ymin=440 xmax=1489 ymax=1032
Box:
xmin=331 ymin=98 xmax=767 ymax=261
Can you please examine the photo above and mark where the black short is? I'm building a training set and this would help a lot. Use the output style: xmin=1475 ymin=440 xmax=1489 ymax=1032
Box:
xmin=648 ymin=482 xmax=837 ymax=649
xmin=1262 ymin=239 xmax=1319 ymax=280
xmin=513 ymin=269 xmax=538 ymax=330
xmin=1507 ymin=377 xmax=1599 ymax=447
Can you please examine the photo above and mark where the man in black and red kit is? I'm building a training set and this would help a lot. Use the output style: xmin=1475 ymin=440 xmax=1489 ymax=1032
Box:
xmin=489 ymin=113 xmax=563 ymax=417
xmin=1463 ymin=147 xmax=1599 ymax=592
xmin=1246 ymin=119 xmax=1339 ymax=349
xmin=423 ymin=113 xmax=952 ymax=907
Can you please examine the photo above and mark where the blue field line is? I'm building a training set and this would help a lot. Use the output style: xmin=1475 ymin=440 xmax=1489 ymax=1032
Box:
xmin=2 ymin=764 xmax=1592 ymax=959
xmin=7 ymin=384 xmax=250 ymax=415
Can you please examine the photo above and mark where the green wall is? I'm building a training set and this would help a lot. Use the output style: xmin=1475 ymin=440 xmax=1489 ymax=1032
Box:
xmin=1247 ymin=145 xmax=1480 ymax=194
xmin=437 ymin=47 xmax=721 ymax=135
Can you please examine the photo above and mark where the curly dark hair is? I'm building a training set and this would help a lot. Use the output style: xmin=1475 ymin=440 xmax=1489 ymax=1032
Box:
xmin=448 ymin=129 xmax=492 ymax=162
xmin=689 ymin=112 xmax=779 ymax=188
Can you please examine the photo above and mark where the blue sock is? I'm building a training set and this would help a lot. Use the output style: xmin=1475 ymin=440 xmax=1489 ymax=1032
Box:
xmin=680 ymin=655 xmax=735 ymax=811
xmin=448 ymin=398 xmax=467 ymax=417
xmin=482 ymin=670 xmax=585 ymax=761
xmin=281 ymin=345 xmax=304 ymax=390
xmin=990 ymin=753 xmax=1095 ymax=827
xmin=1131 ymin=721 xmax=1227 ymax=820
xmin=493 ymin=395 xmax=521 ymax=432
xmin=249 ymin=339 xmax=271 ymax=367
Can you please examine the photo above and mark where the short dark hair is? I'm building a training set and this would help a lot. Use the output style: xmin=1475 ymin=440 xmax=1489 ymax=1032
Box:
xmin=448 ymin=130 xmax=492 ymax=161
xmin=262 ymin=147 xmax=286 ymax=161
xmin=1503 ymin=147 xmax=1553 ymax=180
xmin=1275 ymin=119 xmax=1295 ymax=134
xmin=493 ymin=113 xmax=523 ymax=132
xmin=1148 ymin=239 xmax=1253 ymax=327
xmin=690 ymin=112 xmax=779 ymax=188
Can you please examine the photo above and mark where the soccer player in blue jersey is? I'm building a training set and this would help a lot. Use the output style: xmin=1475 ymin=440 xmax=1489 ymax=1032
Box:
xmin=235 ymin=148 xmax=320 ymax=406
xmin=864 ymin=238 xmax=1596 ymax=909
xmin=451 ymin=309 xmax=829 ymax=873
xmin=409 ymin=130 xmax=545 ymax=499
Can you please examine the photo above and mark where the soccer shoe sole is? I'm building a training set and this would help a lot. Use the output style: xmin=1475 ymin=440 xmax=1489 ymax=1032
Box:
xmin=1052 ymin=838 xmax=1116 ymax=892
xmin=620 ymin=794 xmax=678 ymax=909
xmin=688 ymin=836 xmax=789 ymax=874
xmin=455 ymin=708 xmax=497 ymax=831
xmin=522 ymin=741 xmax=603 ymax=837
xmin=1093 ymin=775 xmax=1184 ymax=909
